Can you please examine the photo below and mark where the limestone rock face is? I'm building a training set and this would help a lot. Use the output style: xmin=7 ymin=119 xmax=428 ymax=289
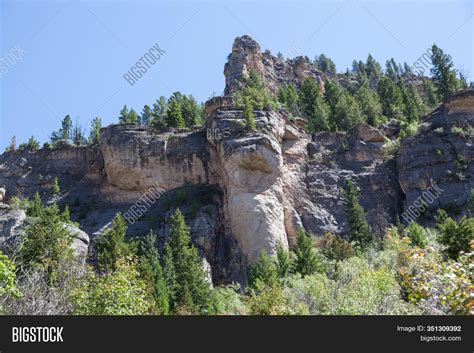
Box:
xmin=224 ymin=35 xmax=324 ymax=95
xmin=0 ymin=204 xmax=26 ymax=248
xmin=0 ymin=146 xmax=103 ymax=201
xmin=207 ymin=107 xmax=290 ymax=263
xmin=100 ymin=124 xmax=210 ymax=192
xmin=398 ymin=90 xmax=474 ymax=222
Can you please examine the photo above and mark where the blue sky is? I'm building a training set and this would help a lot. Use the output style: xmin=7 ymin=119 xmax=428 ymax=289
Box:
xmin=1 ymin=0 xmax=472 ymax=150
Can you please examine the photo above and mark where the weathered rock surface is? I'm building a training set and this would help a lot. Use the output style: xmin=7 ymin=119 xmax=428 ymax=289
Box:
xmin=100 ymin=124 xmax=211 ymax=192
xmin=398 ymin=90 xmax=474 ymax=222
xmin=224 ymin=35 xmax=325 ymax=95
xmin=0 ymin=204 xmax=26 ymax=247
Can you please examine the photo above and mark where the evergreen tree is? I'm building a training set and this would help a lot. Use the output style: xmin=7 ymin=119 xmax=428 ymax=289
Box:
xmin=293 ymin=228 xmax=324 ymax=277
xmin=332 ymin=90 xmax=362 ymax=131
xmin=181 ymin=95 xmax=202 ymax=126
xmin=314 ymin=54 xmax=336 ymax=75
xmin=18 ymin=203 xmax=73 ymax=283
xmin=400 ymin=83 xmax=425 ymax=123
xmin=167 ymin=209 xmax=212 ymax=313
xmin=406 ymin=222 xmax=427 ymax=248
xmin=436 ymin=211 xmax=474 ymax=260
xmin=277 ymin=84 xmax=300 ymax=116
xmin=235 ymin=69 xmax=277 ymax=110
xmin=152 ymin=96 xmax=168 ymax=128
xmin=421 ymin=78 xmax=439 ymax=109
xmin=300 ymin=77 xmax=329 ymax=132
xmin=243 ymin=96 xmax=256 ymax=131
xmin=72 ymin=119 xmax=86 ymax=146
xmin=377 ymin=76 xmax=404 ymax=120
xmin=27 ymin=191 xmax=44 ymax=217
xmin=61 ymin=205 xmax=71 ymax=223
xmin=343 ymin=179 xmax=373 ymax=249
xmin=275 ymin=242 xmax=291 ymax=278
xmin=162 ymin=243 xmax=177 ymax=306
xmin=51 ymin=176 xmax=60 ymax=195
xmin=127 ymin=109 xmax=139 ymax=124
xmin=139 ymin=231 xmax=170 ymax=314
xmin=119 ymin=105 xmax=129 ymax=124
xmin=88 ymin=117 xmax=102 ymax=145
xmin=166 ymin=95 xmax=185 ymax=128
xmin=60 ymin=115 xmax=72 ymax=141
xmin=365 ymin=54 xmax=382 ymax=88
xmin=430 ymin=44 xmax=457 ymax=98
xmin=140 ymin=105 xmax=152 ymax=126
xmin=95 ymin=213 xmax=134 ymax=272
xmin=249 ymin=250 xmax=278 ymax=289
xmin=356 ymin=83 xmax=383 ymax=127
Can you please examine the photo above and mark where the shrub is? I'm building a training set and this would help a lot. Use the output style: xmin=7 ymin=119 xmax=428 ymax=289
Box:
xmin=316 ymin=233 xmax=355 ymax=261
xmin=405 ymin=222 xmax=427 ymax=248
xmin=248 ymin=251 xmax=278 ymax=290
xmin=437 ymin=214 xmax=473 ymax=260
xmin=73 ymin=258 xmax=152 ymax=315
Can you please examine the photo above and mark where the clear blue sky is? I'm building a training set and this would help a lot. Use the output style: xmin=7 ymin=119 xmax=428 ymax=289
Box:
xmin=1 ymin=0 xmax=472 ymax=150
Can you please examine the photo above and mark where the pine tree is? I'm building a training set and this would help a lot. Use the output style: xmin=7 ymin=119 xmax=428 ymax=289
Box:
xmin=119 ymin=105 xmax=129 ymax=123
xmin=422 ymin=78 xmax=439 ymax=109
xmin=406 ymin=222 xmax=427 ymax=248
xmin=332 ymin=91 xmax=362 ymax=131
xmin=300 ymin=77 xmax=329 ymax=132
xmin=127 ymin=109 xmax=139 ymax=124
xmin=365 ymin=54 xmax=382 ymax=88
xmin=276 ymin=242 xmax=291 ymax=278
xmin=293 ymin=228 xmax=324 ymax=277
xmin=95 ymin=213 xmax=133 ymax=272
xmin=27 ymin=192 xmax=44 ymax=217
xmin=243 ymin=96 xmax=256 ymax=131
xmin=51 ymin=176 xmax=60 ymax=195
xmin=343 ymin=179 xmax=373 ymax=249
xmin=88 ymin=117 xmax=102 ymax=145
xmin=356 ymin=83 xmax=383 ymax=127
xmin=377 ymin=76 xmax=404 ymax=120
xmin=166 ymin=97 xmax=185 ymax=128
xmin=60 ymin=115 xmax=72 ymax=141
xmin=139 ymin=231 xmax=170 ymax=314
xmin=277 ymin=84 xmax=300 ymax=116
xmin=140 ymin=105 xmax=152 ymax=126
xmin=167 ymin=209 xmax=212 ymax=313
xmin=314 ymin=54 xmax=336 ymax=75
xmin=61 ymin=205 xmax=71 ymax=223
xmin=18 ymin=203 xmax=73 ymax=282
xmin=249 ymin=250 xmax=278 ymax=289
xmin=436 ymin=212 xmax=473 ymax=260
xmin=400 ymin=83 xmax=426 ymax=123
xmin=181 ymin=95 xmax=202 ymax=126
xmin=162 ymin=243 xmax=177 ymax=306
xmin=430 ymin=44 xmax=457 ymax=99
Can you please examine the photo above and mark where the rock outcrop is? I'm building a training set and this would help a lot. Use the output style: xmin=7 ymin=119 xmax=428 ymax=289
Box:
xmin=398 ymin=90 xmax=474 ymax=222
xmin=224 ymin=35 xmax=325 ymax=95
xmin=100 ymin=124 xmax=211 ymax=192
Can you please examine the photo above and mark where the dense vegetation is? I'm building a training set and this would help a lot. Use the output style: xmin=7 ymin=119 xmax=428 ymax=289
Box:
xmin=1 ymin=184 xmax=472 ymax=315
